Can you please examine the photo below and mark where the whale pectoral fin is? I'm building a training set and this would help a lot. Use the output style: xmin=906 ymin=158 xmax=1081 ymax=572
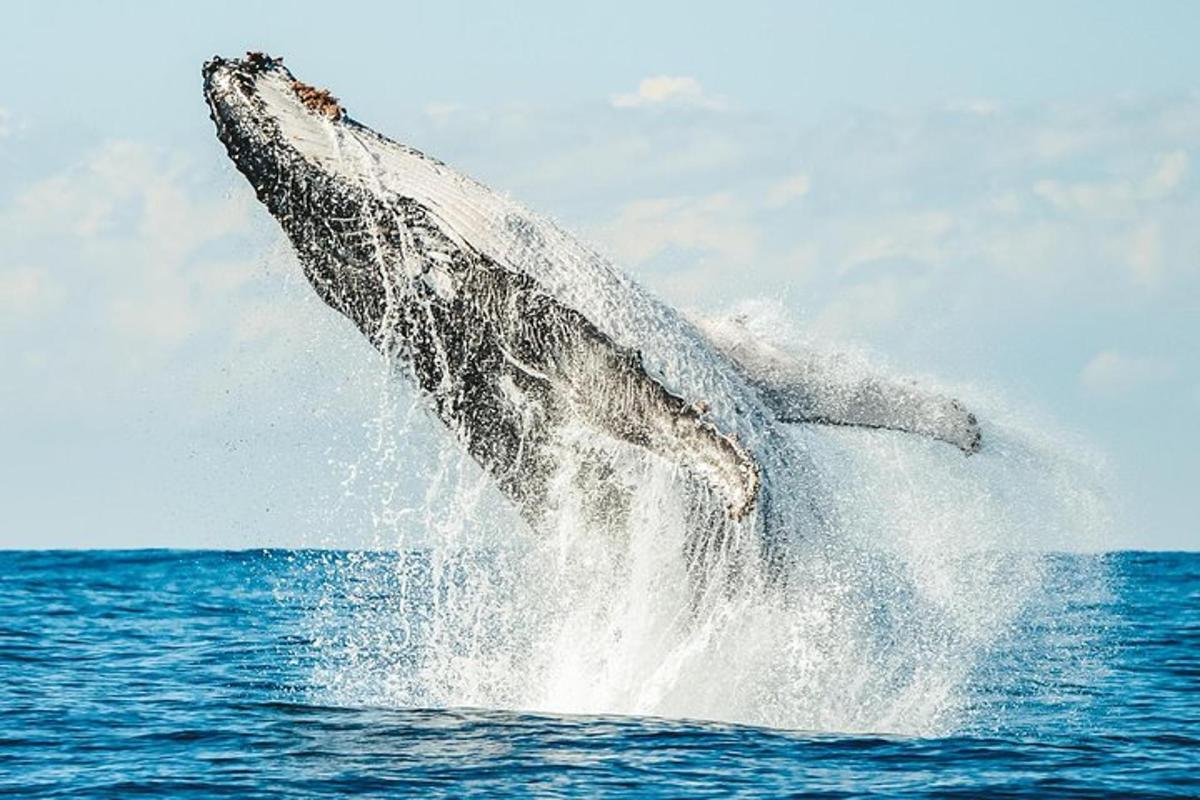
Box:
xmin=536 ymin=331 xmax=758 ymax=520
xmin=569 ymin=348 xmax=761 ymax=520
xmin=700 ymin=317 xmax=981 ymax=454
xmin=495 ymin=280 xmax=761 ymax=520
xmin=652 ymin=388 xmax=763 ymax=522
xmin=770 ymin=376 xmax=982 ymax=455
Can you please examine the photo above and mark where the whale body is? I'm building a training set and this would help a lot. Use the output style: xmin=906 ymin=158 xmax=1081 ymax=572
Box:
xmin=203 ymin=53 xmax=980 ymax=577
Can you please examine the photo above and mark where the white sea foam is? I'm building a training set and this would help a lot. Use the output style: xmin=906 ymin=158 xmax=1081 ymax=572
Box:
xmin=299 ymin=300 xmax=1111 ymax=736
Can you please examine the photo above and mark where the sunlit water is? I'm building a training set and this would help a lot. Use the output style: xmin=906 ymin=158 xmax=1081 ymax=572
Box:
xmin=1 ymin=549 xmax=1195 ymax=797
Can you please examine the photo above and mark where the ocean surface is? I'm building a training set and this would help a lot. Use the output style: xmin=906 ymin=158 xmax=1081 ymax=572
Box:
xmin=0 ymin=549 xmax=1195 ymax=798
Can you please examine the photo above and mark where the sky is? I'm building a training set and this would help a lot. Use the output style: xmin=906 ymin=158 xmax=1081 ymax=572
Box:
xmin=1 ymin=1 xmax=1197 ymax=550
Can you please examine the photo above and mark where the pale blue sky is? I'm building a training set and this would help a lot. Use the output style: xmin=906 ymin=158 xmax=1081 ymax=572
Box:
xmin=1 ymin=1 xmax=1197 ymax=549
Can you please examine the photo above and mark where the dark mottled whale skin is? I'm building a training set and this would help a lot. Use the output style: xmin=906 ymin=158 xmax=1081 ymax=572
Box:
xmin=203 ymin=53 xmax=980 ymax=578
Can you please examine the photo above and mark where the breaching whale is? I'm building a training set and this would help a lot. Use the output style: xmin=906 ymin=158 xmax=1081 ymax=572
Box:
xmin=203 ymin=53 xmax=980 ymax=577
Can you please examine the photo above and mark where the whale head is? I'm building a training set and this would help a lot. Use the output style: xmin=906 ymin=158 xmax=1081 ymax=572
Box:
xmin=203 ymin=53 xmax=345 ymax=206
xmin=202 ymin=53 xmax=768 ymax=529
xmin=203 ymin=52 xmax=482 ymax=345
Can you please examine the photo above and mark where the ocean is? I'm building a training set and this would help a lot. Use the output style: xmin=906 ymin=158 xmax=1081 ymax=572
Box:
xmin=1 ymin=548 xmax=1195 ymax=798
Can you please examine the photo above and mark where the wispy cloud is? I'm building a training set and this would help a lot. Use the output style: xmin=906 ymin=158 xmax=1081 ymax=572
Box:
xmin=0 ymin=265 xmax=63 ymax=322
xmin=1033 ymin=150 xmax=1190 ymax=218
xmin=838 ymin=211 xmax=954 ymax=271
xmin=611 ymin=76 xmax=725 ymax=110
xmin=946 ymin=99 xmax=1001 ymax=117
xmin=1121 ymin=222 xmax=1163 ymax=288
xmin=763 ymin=173 xmax=810 ymax=209
xmin=595 ymin=192 xmax=759 ymax=266
xmin=0 ymin=139 xmax=319 ymax=387
xmin=424 ymin=102 xmax=464 ymax=126
xmin=1145 ymin=150 xmax=1190 ymax=196
xmin=516 ymin=93 xmax=1200 ymax=349
xmin=1080 ymin=350 xmax=1177 ymax=395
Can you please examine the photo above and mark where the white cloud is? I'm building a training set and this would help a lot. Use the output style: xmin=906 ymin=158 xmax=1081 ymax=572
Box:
xmin=523 ymin=133 xmax=654 ymax=187
xmin=424 ymin=102 xmax=464 ymax=125
xmin=947 ymin=98 xmax=1001 ymax=117
xmin=611 ymin=76 xmax=725 ymax=110
xmin=0 ymin=140 xmax=277 ymax=365
xmin=528 ymin=129 xmax=746 ymax=190
xmin=764 ymin=173 xmax=810 ymax=208
xmin=486 ymin=93 xmax=1199 ymax=337
xmin=595 ymin=192 xmax=759 ymax=267
xmin=1123 ymin=222 xmax=1162 ymax=288
xmin=809 ymin=274 xmax=920 ymax=338
xmin=981 ymin=220 xmax=1069 ymax=286
xmin=839 ymin=211 xmax=954 ymax=271
xmin=10 ymin=140 xmax=251 ymax=248
xmin=1033 ymin=150 xmax=1190 ymax=217
xmin=1032 ymin=177 xmax=1135 ymax=217
xmin=0 ymin=265 xmax=63 ymax=322
xmin=1080 ymin=350 xmax=1176 ymax=395
xmin=1032 ymin=128 xmax=1089 ymax=160
xmin=1144 ymin=150 xmax=1189 ymax=196
xmin=0 ymin=107 xmax=10 ymax=138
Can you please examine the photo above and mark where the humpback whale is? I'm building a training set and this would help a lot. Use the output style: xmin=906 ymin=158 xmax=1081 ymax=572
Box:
xmin=203 ymin=53 xmax=980 ymax=576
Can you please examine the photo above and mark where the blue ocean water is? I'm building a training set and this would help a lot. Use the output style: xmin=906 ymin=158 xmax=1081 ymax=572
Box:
xmin=1 ymin=549 xmax=1195 ymax=798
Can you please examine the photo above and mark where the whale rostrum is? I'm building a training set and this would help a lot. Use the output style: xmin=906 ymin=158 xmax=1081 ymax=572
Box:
xmin=203 ymin=53 xmax=980 ymax=572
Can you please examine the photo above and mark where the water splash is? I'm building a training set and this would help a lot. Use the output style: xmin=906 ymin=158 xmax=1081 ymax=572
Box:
xmin=297 ymin=301 xmax=1111 ymax=737
xmin=208 ymin=53 xmax=1111 ymax=736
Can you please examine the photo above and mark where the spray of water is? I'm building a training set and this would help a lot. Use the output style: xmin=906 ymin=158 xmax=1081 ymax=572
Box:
xmin=203 ymin=59 xmax=1109 ymax=734
xmin=294 ymin=294 xmax=1111 ymax=737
